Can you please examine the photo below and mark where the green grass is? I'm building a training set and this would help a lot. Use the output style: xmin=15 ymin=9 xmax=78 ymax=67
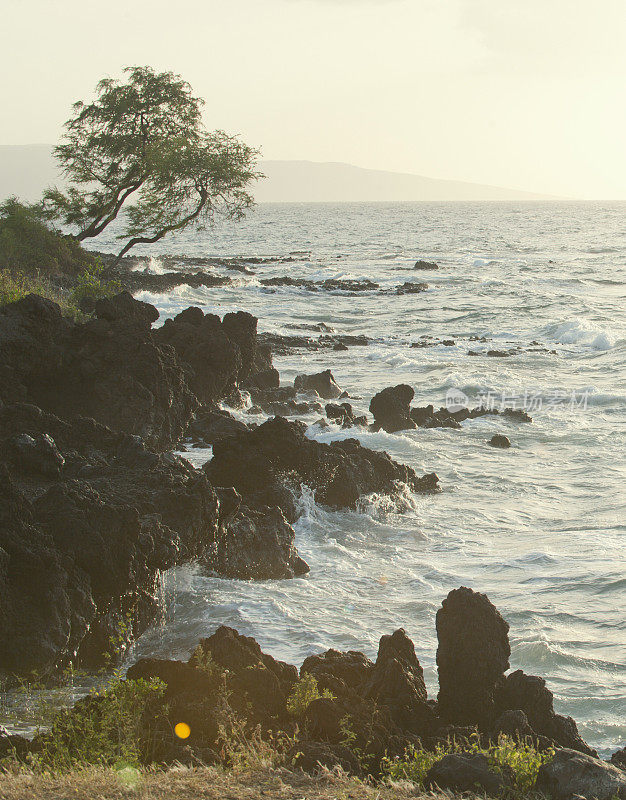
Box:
xmin=0 ymin=263 xmax=121 ymax=319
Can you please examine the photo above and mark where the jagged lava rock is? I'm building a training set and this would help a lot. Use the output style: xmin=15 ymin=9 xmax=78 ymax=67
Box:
xmin=0 ymin=403 xmax=223 ymax=676
xmin=436 ymin=586 xmax=511 ymax=727
xmin=294 ymin=369 xmax=343 ymax=399
xmin=0 ymin=292 xmax=196 ymax=451
xmin=369 ymin=384 xmax=416 ymax=432
xmin=497 ymin=669 xmax=597 ymax=755
xmin=204 ymin=416 xmax=439 ymax=520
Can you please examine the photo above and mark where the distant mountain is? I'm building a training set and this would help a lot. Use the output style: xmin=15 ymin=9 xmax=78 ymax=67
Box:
xmin=0 ymin=145 xmax=558 ymax=204
xmin=256 ymin=160 xmax=560 ymax=202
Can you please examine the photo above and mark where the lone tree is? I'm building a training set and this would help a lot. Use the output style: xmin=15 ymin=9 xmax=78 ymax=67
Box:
xmin=43 ymin=66 xmax=261 ymax=262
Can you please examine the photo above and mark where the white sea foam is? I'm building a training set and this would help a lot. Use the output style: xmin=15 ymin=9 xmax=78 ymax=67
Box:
xmin=543 ymin=319 xmax=615 ymax=349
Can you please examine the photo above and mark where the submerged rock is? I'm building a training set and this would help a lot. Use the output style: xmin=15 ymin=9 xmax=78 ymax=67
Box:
xmin=395 ymin=281 xmax=428 ymax=295
xmin=489 ymin=434 xmax=511 ymax=448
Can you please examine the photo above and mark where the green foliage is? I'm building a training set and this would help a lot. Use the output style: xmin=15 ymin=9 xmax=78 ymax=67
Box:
xmin=188 ymin=647 xmax=225 ymax=684
xmin=285 ymin=674 xmax=334 ymax=718
xmin=70 ymin=259 xmax=121 ymax=307
xmin=0 ymin=269 xmax=57 ymax=307
xmin=30 ymin=676 xmax=166 ymax=772
xmin=0 ymin=198 xmax=94 ymax=275
xmin=381 ymin=733 xmax=554 ymax=797
xmin=43 ymin=66 xmax=262 ymax=261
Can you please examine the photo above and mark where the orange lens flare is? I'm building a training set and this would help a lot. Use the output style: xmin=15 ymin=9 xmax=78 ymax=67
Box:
xmin=174 ymin=722 xmax=191 ymax=739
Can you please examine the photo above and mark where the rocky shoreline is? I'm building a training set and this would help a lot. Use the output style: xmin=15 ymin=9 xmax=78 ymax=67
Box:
xmin=0 ymin=291 xmax=438 ymax=680
xmin=0 ymin=272 xmax=623 ymax=793
xmin=2 ymin=587 xmax=624 ymax=798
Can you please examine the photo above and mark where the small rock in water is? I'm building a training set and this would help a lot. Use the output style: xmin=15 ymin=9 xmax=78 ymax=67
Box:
xmin=294 ymin=369 xmax=343 ymax=399
xmin=489 ymin=434 xmax=511 ymax=448
xmin=414 ymin=259 xmax=439 ymax=270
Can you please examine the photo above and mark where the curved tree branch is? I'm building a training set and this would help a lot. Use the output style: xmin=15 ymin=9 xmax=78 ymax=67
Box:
xmin=76 ymin=178 xmax=145 ymax=241
xmin=113 ymin=187 xmax=209 ymax=264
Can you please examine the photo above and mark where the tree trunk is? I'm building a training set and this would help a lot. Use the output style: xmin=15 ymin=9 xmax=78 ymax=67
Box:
xmin=112 ymin=189 xmax=209 ymax=264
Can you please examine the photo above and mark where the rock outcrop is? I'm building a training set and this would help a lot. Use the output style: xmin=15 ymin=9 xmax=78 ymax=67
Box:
xmin=0 ymin=293 xmax=195 ymax=451
xmin=436 ymin=587 xmax=511 ymax=727
xmin=369 ymin=385 xmax=416 ymax=433
xmin=294 ymin=369 xmax=343 ymax=399
xmin=369 ymin=383 xmax=533 ymax=434
xmin=204 ymin=416 xmax=440 ymax=521
xmin=8 ymin=588 xmax=599 ymax=774
xmin=535 ymin=748 xmax=626 ymax=800
xmin=0 ymin=403 xmax=222 ymax=678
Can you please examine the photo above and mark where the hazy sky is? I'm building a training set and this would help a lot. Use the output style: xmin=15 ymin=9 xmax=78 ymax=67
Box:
xmin=2 ymin=0 xmax=626 ymax=198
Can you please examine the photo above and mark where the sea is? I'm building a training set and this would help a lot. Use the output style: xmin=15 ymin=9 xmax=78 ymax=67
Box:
xmin=6 ymin=201 xmax=626 ymax=756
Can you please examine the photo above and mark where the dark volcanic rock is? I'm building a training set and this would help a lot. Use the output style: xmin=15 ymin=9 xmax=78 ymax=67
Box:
xmin=410 ymin=404 xmax=462 ymax=429
xmin=294 ymin=369 xmax=343 ymax=399
xmin=0 ymin=403 xmax=309 ymax=678
xmin=155 ymin=306 xmax=278 ymax=406
xmin=426 ymin=753 xmax=506 ymax=795
xmin=395 ymin=281 xmax=428 ymax=295
xmin=289 ymin=739 xmax=362 ymax=775
xmin=301 ymin=649 xmax=374 ymax=698
xmin=261 ymin=276 xmax=379 ymax=293
xmin=0 ymin=403 xmax=224 ymax=677
xmin=8 ymin=432 xmax=65 ymax=477
xmin=154 ymin=307 xmax=241 ymax=405
xmin=325 ymin=402 xmax=368 ymax=428
xmin=436 ymin=587 xmax=511 ymax=727
xmin=496 ymin=669 xmax=597 ymax=755
xmin=535 ymin=748 xmax=626 ymax=800
xmin=414 ymin=260 xmax=439 ymax=270
xmin=489 ymin=434 xmax=511 ymax=448
xmin=369 ymin=384 xmax=416 ymax=432
xmin=611 ymin=747 xmax=626 ymax=771
xmin=0 ymin=293 xmax=196 ymax=451
xmin=187 ymin=406 xmax=249 ymax=446
xmin=94 ymin=291 xmax=159 ymax=325
xmin=205 ymin=416 xmax=439 ymax=521
xmin=365 ymin=629 xmax=435 ymax=734
xmin=201 ymin=501 xmax=310 ymax=580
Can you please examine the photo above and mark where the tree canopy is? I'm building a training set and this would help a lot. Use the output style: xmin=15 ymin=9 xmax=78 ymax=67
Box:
xmin=43 ymin=66 xmax=261 ymax=261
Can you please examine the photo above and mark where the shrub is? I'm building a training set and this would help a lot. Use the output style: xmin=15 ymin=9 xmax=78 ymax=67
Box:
xmin=30 ymin=676 xmax=166 ymax=771
xmin=0 ymin=198 xmax=94 ymax=276
xmin=286 ymin=673 xmax=334 ymax=718
xmin=70 ymin=260 xmax=121 ymax=308
xmin=381 ymin=733 xmax=554 ymax=797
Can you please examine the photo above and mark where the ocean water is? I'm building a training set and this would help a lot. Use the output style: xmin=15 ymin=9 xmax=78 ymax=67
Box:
xmin=9 ymin=202 xmax=626 ymax=754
